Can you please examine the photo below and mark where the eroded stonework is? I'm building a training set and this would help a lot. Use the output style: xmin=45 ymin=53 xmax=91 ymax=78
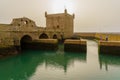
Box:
xmin=45 ymin=9 xmax=74 ymax=38
xmin=0 ymin=9 xmax=74 ymax=47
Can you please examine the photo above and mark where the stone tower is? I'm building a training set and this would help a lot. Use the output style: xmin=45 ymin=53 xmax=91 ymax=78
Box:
xmin=45 ymin=9 xmax=75 ymax=38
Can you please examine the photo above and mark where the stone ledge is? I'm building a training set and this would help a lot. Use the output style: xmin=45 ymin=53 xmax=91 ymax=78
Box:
xmin=22 ymin=39 xmax=58 ymax=51
xmin=99 ymin=41 xmax=120 ymax=55
xmin=64 ymin=39 xmax=86 ymax=45
xmin=0 ymin=46 xmax=18 ymax=58
xmin=99 ymin=41 xmax=120 ymax=46
xmin=34 ymin=39 xmax=58 ymax=44
xmin=64 ymin=39 xmax=87 ymax=53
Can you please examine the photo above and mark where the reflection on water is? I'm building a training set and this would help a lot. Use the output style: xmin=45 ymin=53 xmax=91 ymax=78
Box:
xmin=0 ymin=50 xmax=86 ymax=80
xmin=99 ymin=54 xmax=120 ymax=71
xmin=0 ymin=51 xmax=44 ymax=80
xmin=0 ymin=40 xmax=120 ymax=80
xmin=44 ymin=52 xmax=86 ymax=73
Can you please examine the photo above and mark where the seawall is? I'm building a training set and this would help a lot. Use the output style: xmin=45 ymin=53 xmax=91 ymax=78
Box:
xmin=75 ymin=32 xmax=120 ymax=41
xmin=22 ymin=39 xmax=58 ymax=51
xmin=99 ymin=41 xmax=120 ymax=55
xmin=0 ymin=45 xmax=18 ymax=58
xmin=64 ymin=39 xmax=87 ymax=53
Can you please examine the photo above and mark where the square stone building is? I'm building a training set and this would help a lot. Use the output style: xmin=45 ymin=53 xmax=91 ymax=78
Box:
xmin=45 ymin=9 xmax=75 ymax=39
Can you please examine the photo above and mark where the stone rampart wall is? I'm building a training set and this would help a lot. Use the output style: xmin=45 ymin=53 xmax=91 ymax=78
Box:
xmin=95 ymin=33 xmax=120 ymax=41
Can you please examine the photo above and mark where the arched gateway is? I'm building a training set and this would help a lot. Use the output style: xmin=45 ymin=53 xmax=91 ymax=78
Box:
xmin=20 ymin=35 xmax=32 ymax=50
xmin=39 ymin=33 xmax=49 ymax=39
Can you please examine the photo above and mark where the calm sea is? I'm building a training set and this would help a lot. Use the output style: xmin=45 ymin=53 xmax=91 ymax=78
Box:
xmin=0 ymin=40 xmax=120 ymax=80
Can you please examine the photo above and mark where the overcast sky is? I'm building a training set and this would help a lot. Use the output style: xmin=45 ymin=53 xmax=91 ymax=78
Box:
xmin=0 ymin=0 xmax=120 ymax=32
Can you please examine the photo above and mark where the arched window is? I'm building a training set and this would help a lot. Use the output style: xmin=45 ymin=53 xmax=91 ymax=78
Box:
xmin=18 ymin=24 xmax=20 ymax=26
xmin=53 ymin=34 xmax=57 ymax=39
xmin=57 ymin=25 xmax=59 ymax=29
xmin=39 ymin=33 xmax=49 ymax=39
xmin=20 ymin=35 xmax=32 ymax=50
xmin=24 ymin=21 xmax=28 ymax=24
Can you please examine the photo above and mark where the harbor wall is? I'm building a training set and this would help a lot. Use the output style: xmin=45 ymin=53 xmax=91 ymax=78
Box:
xmin=22 ymin=39 xmax=58 ymax=51
xmin=99 ymin=41 xmax=120 ymax=55
xmin=95 ymin=33 xmax=120 ymax=41
xmin=64 ymin=39 xmax=87 ymax=53
xmin=75 ymin=32 xmax=120 ymax=41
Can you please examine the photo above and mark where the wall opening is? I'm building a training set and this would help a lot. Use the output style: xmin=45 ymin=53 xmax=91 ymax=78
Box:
xmin=20 ymin=35 xmax=32 ymax=50
xmin=57 ymin=25 xmax=59 ymax=29
xmin=53 ymin=34 xmax=58 ymax=39
xmin=39 ymin=33 xmax=49 ymax=39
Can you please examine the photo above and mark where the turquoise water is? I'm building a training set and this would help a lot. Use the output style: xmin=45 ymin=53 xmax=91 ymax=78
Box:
xmin=0 ymin=40 xmax=120 ymax=80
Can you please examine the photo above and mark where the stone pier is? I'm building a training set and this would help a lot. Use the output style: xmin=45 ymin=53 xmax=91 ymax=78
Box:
xmin=64 ymin=39 xmax=87 ymax=53
xmin=99 ymin=41 xmax=120 ymax=55
xmin=22 ymin=39 xmax=58 ymax=51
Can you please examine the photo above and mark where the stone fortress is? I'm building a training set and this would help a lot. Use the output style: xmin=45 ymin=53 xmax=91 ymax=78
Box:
xmin=0 ymin=9 xmax=75 ymax=48
xmin=0 ymin=9 xmax=120 ymax=55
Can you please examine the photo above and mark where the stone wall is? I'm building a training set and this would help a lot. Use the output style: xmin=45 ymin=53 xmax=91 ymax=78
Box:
xmin=64 ymin=39 xmax=87 ymax=53
xmin=0 ymin=24 xmax=11 ymax=31
xmin=75 ymin=32 xmax=96 ymax=39
xmin=0 ymin=32 xmax=14 ymax=48
xmin=99 ymin=41 xmax=120 ymax=55
xmin=75 ymin=32 xmax=120 ymax=41
xmin=95 ymin=33 xmax=120 ymax=41
xmin=45 ymin=9 xmax=74 ymax=39
xmin=0 ymin=10 xmax=75 ymax=48
xmin=64 ymin=14 xmax=74 ymax=38
xmin=11 ymin=17 xmax=38 ymax=31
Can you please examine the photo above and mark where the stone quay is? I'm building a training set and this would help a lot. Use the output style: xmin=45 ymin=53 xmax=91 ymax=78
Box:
xmin=99 ymin=41 xmax=120 ymax=55
xmin=64 ymin=39 xmax=87 ymax=53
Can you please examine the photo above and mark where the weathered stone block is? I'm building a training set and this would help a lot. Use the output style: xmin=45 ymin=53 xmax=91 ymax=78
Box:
xmin=64 ymin=39 xmax=87 ymax=53
xmin=99 ymin=41 xmax=120 ymax=55
xmin=0 ymin=46 xmax=18 ymax=57
xmin=22 ymin=39 xmax=58 ymax=51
